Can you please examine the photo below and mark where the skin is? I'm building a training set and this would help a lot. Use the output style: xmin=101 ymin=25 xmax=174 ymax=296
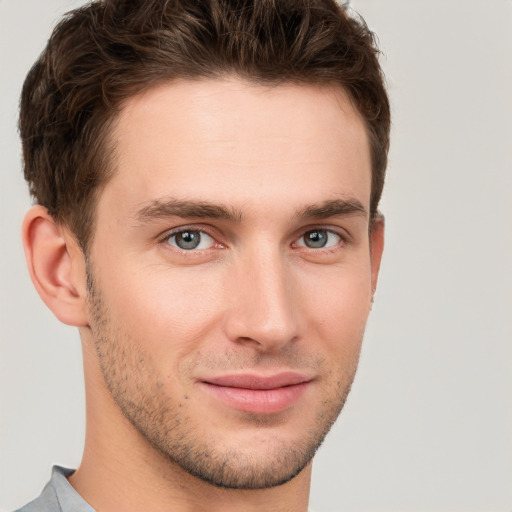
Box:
xmin=22 ymin=78 xmax=384 ymax=512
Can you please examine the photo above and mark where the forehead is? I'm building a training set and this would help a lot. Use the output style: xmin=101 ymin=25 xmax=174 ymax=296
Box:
xmin=102 ymin=78 xmax=371 ymax=219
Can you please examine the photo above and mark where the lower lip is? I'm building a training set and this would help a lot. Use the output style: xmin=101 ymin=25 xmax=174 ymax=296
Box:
xmin=200 ymin=381 xmax=310 ymax=414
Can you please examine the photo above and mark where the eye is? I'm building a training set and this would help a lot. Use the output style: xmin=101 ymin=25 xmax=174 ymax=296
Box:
xmin=165 ymin=229 xmax=215 ymax=251
xmin=296 ymin=229 xmax=341 ymax=249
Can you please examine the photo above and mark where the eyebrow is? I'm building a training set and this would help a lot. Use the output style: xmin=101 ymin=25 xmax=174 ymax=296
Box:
xmin=135 ymin=198 xmax=242 ymax=223
xmin=296 ymin=198 xmax=367 ymax=220
xmin=134 ymin=196 xmax=367 ymax=224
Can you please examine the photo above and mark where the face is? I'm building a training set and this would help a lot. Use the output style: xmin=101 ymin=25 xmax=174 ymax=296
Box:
xmin=84 ymin=78 xmax=382 ymax=489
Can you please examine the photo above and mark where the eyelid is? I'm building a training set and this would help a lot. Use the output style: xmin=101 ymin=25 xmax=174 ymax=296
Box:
xmin=295 ymin=228 xmax=344 ymax=249
xmin=294 ymin=224 xmax=350 ymax=245
xmin=159 ymin=224 xmax=223 ymax=251
xmin=156 ymin=223 xmax=350 ymax=252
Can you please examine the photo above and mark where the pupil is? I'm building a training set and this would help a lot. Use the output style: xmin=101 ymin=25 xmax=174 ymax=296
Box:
xmin=305 ymin=230 xmax=327 ymax=248
xmin=176 ymin=231 xmax=200 ymax=250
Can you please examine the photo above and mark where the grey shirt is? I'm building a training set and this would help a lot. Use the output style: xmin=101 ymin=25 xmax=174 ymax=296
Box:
xmin=14 ymin=466 xmax=94 ymax=512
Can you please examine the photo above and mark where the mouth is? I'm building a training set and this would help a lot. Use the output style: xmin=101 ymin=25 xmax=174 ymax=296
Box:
xmin=198 ymin=372 xmax=312 ymax=415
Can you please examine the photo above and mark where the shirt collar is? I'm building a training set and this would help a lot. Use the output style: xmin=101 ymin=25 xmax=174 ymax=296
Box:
xmin=50 ymin=466 xmax=95 ymax=512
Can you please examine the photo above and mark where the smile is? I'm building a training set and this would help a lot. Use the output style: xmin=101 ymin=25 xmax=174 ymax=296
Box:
xmin=199 ymin=372 xmax=312 ymax=415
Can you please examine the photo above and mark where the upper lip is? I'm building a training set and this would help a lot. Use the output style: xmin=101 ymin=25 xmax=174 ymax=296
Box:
xmin=201 ymin=372 xmax=311 ymax=390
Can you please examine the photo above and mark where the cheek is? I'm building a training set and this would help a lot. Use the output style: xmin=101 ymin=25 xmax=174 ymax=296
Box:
xmin=101 ymin=263 xmax=226 ymax=355
xmin=300 ymin=263 xmax=373 ymax=349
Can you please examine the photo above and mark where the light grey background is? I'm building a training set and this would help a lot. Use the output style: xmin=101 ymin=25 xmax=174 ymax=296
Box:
xmin=1 ymin=1 xmax=511 ymax=511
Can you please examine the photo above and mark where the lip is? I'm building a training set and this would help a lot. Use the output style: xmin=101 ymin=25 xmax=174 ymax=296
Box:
xmin=198 ymin=372 xmax=312 ymax=414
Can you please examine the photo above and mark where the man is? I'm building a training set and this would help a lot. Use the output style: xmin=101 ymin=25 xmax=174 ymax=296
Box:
xmin=16 ymin=0 xmax=390 ymax=510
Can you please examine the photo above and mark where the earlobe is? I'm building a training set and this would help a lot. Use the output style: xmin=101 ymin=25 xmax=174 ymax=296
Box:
xmin=22 ymin=205 xmax=89 ymax=327
xmin=369 ymin=214 xmax=385 ymax=294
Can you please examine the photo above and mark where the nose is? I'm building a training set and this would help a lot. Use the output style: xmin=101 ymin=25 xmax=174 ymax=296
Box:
xmin=223 ymin=248 xmax=300 ymax=352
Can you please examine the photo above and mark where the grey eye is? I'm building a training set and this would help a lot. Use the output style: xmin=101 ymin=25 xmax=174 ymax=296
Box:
xmin=298 ymin=229 xmax=341 ymax=249
xmin=167 ymin=230 xmax=214 ymax=250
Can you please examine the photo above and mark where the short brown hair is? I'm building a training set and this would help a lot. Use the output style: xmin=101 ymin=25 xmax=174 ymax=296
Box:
xmin=20 ymin=0 xmax=390 ymax=251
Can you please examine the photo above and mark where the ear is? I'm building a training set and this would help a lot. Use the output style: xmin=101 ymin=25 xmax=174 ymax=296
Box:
xmin=22 ymin=205 xmax=89 ymax=327
xmin=369 ymin=214 xmax=385 ymax=293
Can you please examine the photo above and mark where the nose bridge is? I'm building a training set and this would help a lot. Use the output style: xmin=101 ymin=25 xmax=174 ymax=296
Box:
xmin=225 ymin=243 xmax=299 ymax=350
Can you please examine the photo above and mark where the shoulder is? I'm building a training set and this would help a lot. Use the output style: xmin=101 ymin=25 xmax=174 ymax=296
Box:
xmin=12 ymin=479 xmax=59 ymax=512
xmin=11 ymin=466 xmax=86 ymax=512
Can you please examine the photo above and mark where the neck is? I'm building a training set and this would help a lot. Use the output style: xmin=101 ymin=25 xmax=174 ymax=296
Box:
xmin=70 ymin=337 xmax=312 ymax=512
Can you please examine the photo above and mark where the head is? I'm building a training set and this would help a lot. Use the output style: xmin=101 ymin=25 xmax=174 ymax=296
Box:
xmin=20 ymin=0 xmax=389 ymax=495
xmin=20 ymin=0 xmax=389 ymax=254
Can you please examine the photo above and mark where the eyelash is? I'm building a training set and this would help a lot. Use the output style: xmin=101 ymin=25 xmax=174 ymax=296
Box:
xmin=159 ymin=226 xmax=347 ymax=253
xmin=293 ymin=229 xmax=345 ymax=250
xmin=160 ymin=226 xmax=220 ymax=252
